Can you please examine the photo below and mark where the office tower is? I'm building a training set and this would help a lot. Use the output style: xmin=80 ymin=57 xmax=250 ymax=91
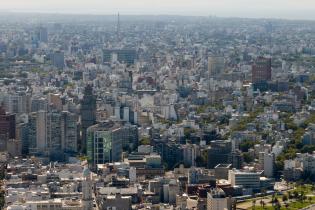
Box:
xmin=252 ymin=57 xmax=272 ymax=83
xmin=31 ymin=97 xmax=48 ymax=112
xmin=119 ymin=124 xmax=138 ymax=151
xmin=61 ymin=111 xmax=78 ymax=153
xmin=228 ymin=169 xmax=262 ymax=191
xmin=28 ymin=110 xmax=64 ymax=158
xmin=28 ymin=111 xmax=48 ymax=155
xmin=182 ymin=144 xmax=199 ymax=167
xmin=36 ymin=110 xmax=48 ymax=153
xmin=1 ymin=93 xmax=29 ymax=114
xmin=39 ymin=26 xmax=48 ymax=43
xmin=16 ymin=123 xmax=29 ymax=156
xmin=208 ymin=56 xmax=225 ymax=79
xmin=80 ymin=85 xmax=96 ymax=153
xmin=0 ymin=105 xmax=16 ymax=139
xmin=86 ymin=121 xmax=138 ymax=167
xmin=229 ymin=150 xmax=243 ymax=169
xmin=161 ymin=142 xmax=183 ymax=169
xmin=207 ymin=140 xmax=232 ymax=169
xmin=28 ymin=112 xmax=38 ymax=154
xmin=103 ymin=49 xmax=137 ymax=65
xmin=114 ymin=105 xmax=138 ymax=124
xmin=51 ymin=51 xmax=65 ymax=69
xmin=46 ymin=110 xmax=62 ymax=153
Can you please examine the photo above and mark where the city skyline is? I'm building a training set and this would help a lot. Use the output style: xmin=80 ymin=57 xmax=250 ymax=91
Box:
xmin=1 ymin=0 xmax=315 ymax=20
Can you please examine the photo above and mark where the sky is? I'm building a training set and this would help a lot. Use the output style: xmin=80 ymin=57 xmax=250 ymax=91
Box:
xmin=1 ymin=0 xmax=315 ymax=20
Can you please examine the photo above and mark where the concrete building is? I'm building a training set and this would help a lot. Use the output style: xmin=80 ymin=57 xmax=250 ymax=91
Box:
xmin=61 ymin=111 xmax=78 ymax=153
xmin=86 ymin=121 xmax=137 ymax=167
xmin=263 ymin=153 xmax=275 ymax=178
xmin=82 ymin=167 xmax=93 ymax=210
xmin=98 ymin=194 xmax=132 ymax=210
xmin=208 ymin=56 xmax=225 ymax=79
xmin=228 ymin=169 xmax=262 ymax=191
xmin=207 ymin=140 xmax=231 ymax=169
xmin=51 ymin=51 xmax=65 ymax=69
xmin=207 ymin=188 xmax=234 ymax=210
xmin=214 ymin=164 xmax=232 ymax=180
xmin=0 ymin=105 xmax=15 ymax=139
xmin=252 ymin=57 xmax=272 ymax=83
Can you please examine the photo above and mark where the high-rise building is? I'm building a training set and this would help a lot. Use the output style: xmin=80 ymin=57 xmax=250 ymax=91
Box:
xmin=263 ymin=152 xmax=275 ymax=178
xmin=16 ymin=123 xmax=29 ymax=156
xmin=207 ymin=140 xmax=231 ymax=169
xmin=80 ymin=85 xmax=97 ymax=153
xmin=252 ymin=57 xmax=272 ymax=83
xmin=61 ymin=111 xmax=78 ymax=153
xmin=208 ymin=56 xmax=225 ymax=79
xmin=39 ymin=26 xmax=48 ymax=43
xmin=0 ymin=105 xmax=16 ymax=139
xmin=119 ymin=124 xmax=138 ymax=151
xmin=51 ymin=51 xmax=65 ymax=69
xmin=28 ymin=110 xmax=71 ymax=159
xmin=103 ymin=49 xmax=137 ymax=65
xmin=87 ymin=121 xmax=137 ymax=167
xmin=31 ymin=97 xmax=48 ymax=112
xmin=46 ymin=110 xmax=62 ymax=153
xmin=28 ymin=112 xmax=38 ymax=154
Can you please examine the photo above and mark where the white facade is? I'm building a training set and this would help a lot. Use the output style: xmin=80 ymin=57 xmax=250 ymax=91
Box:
xmin=228 ymin=169 xmax=261 ymax=190
xmin=264 ymin=153 xmax=275 ymax=178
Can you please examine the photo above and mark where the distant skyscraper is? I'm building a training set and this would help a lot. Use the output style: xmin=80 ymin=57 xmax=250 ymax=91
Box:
xmin=103 ymin=49 xmax=137 ymax=65
xmin=0 ymin=105 xmax=16 ymax=139
xmin=51 ymin=51 xmax=65 ymax=69
xmin=252 ymin=57 xmax=272 ymax=83
xmin=80 ymin=85 xmax=97 ymax=153
xmin=39 ymin=26 xmax=48 ymax=43
xmin=208 ymin=56 xmax=225 ymax=79
xmin=61 ymin=111 xmax=78 ymax=153
xmin=46 ymin=110 xmax=62 ymax=154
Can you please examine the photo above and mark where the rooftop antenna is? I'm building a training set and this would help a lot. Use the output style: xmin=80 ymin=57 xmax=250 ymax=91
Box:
xmin=117 ymin=12 xmax=121 ymax=42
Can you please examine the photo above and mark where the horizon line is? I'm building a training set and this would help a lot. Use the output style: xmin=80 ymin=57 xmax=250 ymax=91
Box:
xmin=1 ymin=10 xmax=315 ymax=22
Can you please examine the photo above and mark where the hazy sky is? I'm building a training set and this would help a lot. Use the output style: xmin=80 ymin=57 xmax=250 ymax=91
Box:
xmin=1 ymin=0 xmax=315 ymax=20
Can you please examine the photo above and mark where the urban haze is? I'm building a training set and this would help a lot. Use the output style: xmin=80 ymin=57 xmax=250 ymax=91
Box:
xmin=1 ymin=1 xmax=315 ymax=210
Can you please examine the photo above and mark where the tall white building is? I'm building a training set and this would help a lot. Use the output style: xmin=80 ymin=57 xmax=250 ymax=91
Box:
xmin=207 ymin=188 xmax=234 ymax=210
xmin=263 ymin=153 xmax=275 ymax=178
xmin=82 ymin=167 xmax=93 ymax=210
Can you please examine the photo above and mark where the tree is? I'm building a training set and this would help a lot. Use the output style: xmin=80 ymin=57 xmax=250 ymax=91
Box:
xmin=288 ymin=191 xmax=293 ymax=200
xmin=282 ymin=194 xmax=288 ymax=202
xmin=243 ymin=152 xmax=254 ymax=163
xmin=293 ymin=191 xmax=299 ymax=199
xmin=139 ymin=137 xmax=150 ymax=145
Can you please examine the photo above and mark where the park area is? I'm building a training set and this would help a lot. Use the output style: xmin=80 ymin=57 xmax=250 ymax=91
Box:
xmin=237 ymin=184 xmax=315 ymax=210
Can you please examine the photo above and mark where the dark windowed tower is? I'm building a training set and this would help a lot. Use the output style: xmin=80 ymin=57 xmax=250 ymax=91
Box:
xmin=252 ymin=57 xmax=272 ymax=83
xmin=80 ymin=85 xmax=96 ymax=153
xmin=0 ymin=105 xmax=15 ymax=139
